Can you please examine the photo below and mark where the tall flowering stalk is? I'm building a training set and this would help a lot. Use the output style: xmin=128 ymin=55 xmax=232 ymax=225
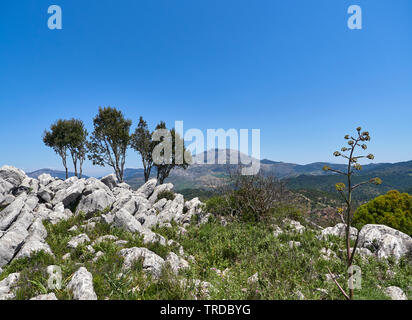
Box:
xmin=323 ymin=127 xmax=382 ymax=300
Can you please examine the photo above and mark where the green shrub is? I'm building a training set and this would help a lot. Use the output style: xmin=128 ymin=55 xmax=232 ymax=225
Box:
xmin=353 ymin=190 xmax=412 ymax=236
xmin=157 ymin=190 xmax=175 ymax=202
xmin=204 ymin=196 xmax=231 ymax=216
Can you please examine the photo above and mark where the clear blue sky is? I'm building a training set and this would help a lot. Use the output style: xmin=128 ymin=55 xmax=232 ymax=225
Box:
xmin=0 ymin=0 xmax=411 ymax=176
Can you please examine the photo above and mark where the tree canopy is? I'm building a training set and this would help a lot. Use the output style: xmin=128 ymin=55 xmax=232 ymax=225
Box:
xmin=130 ymin=117 xmax=155 ymax=183
xmin=152 ymin=121 xmax=192 ymax=185
xmin=88 ymin=107 xmax=132 ymax=182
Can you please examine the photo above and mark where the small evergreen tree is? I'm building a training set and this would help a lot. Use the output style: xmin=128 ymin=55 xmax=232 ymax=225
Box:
xmin=88 ymin=107 xmax=132 ymax=182
xmin=43 ymin=120 xmax=71 ymax=179
xmin=152 ymin=121 xmax=191 ymax=185
xmin=66 ymin=119 xmax=88 ymax=178
xmin=130 ymin=117 xmax=155 ymax=182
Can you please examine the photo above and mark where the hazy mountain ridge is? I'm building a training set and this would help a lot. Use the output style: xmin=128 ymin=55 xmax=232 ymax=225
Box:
xmin=27 ymin=150 xmax=412 ymax=201
xmin=27 ymin=169 xmax=89 ymax=180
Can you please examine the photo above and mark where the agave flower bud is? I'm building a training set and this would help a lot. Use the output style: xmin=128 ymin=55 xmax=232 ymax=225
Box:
xmin=357 ymin=127 xmax=362 ymax=132
xmin=344 ymin=135 xmax=350 ymax=140
xmin=371 ymin=177 xmax=382 ymax=185
xmin=362 ymin=131 xmax=369 ymax=136
xmin=323 ymin=165 xmax=331 ymax=171
xmin=367 ymin=154 xmax=374 ymax=160
xmin=341 ymin=147 xmax=348 ymax=152
xmin=335 ymin=183 xmax=346 ymax=191
xmin=351 ymin=157 xmax=357 ymax=163
xmin=364 ymin=136 xmax=371 ymax=141
xmin=354 ymin=163 xmax=362 ymax=170
xmin=333 ymin=151 xmax=341 ymax=157
xmin=348 ymin=140 xmax=354 ymax=146
xmin=361 ymin=144 xmax=367 ymax=150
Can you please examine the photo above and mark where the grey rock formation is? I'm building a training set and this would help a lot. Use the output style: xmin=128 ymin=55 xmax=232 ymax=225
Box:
xmin=113 ymin=209 xmax=144 ymax=233
xmin=358 ymin=224 xmax=412 ymax=261
xmin=165 ymin=252 xmax=189 ymax=274
xmin=67 ymin=234 xmax=91 ymax=249
xmin=0 ymin=272 xmax=20 ymax=300
xmin=136 ymin=179 xmax=157 ymax=198
xmin=66 ymin=267 xmax=98 ymax=300
xmin=282 ymin=218 xmax=306 ymax=234
xmin=100 ymin=174 xmax=118 ymax=190
xmin=320 ymin=223 xmax=358 ymax=241
xmin=384 ymin=286 xmax=407 ymax=300
xmin=0 ymin=166 xmax=26 ymax=187
xmin=76 ymin=189 xmax=114 ymax=216
xmin=30 ymin=293 xmax=58 ymax=300
xmin=119 ymin=247 xmax=165 ymax=278
xmin=38 ymin=173 xmax=54 ymax=187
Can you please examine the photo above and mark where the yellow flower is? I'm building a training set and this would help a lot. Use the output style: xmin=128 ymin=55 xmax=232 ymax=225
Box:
xmin=335 ymin=183 xmax=346 ymax=191
xmin=371 ymin=177 xmax=382 ymax=185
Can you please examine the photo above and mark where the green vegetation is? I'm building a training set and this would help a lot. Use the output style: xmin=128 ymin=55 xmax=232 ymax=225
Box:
xmin=43 ymin=108 xmax=193 ymax=185
xmin=353 ymin=190 xmax=412 ymax=236
xmin=2 ymin=211 xmax=410 ymax=300
xmin=43 ymin=119 xmax=88 ymax=179
xmin=156 ymin=190 xmax=176 ymax=202
xmin=130 ymin=117 xmax=156 ymax=183
xmin=87 ymin=107 xmax=132 ymax=182
xmin=323 ymin=127 xmax=381 ymax=300
xmin=152 ymin=121 xmax=192 ymax=185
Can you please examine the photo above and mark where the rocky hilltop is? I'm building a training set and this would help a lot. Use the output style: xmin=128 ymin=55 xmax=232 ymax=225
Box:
xmin=0 ymin=165 xmax=411 ymax=300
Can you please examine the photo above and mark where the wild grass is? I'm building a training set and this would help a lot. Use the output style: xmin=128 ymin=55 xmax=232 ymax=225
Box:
xmin=1 ymin=210 xmax=410 ymax=300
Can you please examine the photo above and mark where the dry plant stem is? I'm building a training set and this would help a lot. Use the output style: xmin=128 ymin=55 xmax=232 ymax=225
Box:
xmin=327 ymin=267 xmax=350 ymax=300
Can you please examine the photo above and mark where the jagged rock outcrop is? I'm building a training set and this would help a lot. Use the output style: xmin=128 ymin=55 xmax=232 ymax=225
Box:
xmin=282 ymin=218 xmax=305 ymax=234
xmin=30 ymin=293 xmax=58 ymax=300
xmin=357 ymin=224 xmax=412 ymax=261
xmin=0 ymin=165 xmax=206 ymax=275
xmin=119 ymin=247 xmax=165 ymax=278
xmin=319 ymin=223 xmax=358 ymax=241
xmin=384 ymin=286 xmax=407 ymax=300
xmin=0 ymin=272 xmax=20 ymax=300
xmin=67 ymin=267 xmax=98 ymax=300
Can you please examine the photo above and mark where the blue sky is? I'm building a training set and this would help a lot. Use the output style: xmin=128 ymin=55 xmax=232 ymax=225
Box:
xmin=0 ymin=0 xmax=411 ymax=176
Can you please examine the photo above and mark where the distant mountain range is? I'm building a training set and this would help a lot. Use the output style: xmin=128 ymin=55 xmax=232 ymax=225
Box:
xmin=27 ymin=169 xmax=89 ymax=180
xmin=27 ymin=149 xmax=412 ymax=202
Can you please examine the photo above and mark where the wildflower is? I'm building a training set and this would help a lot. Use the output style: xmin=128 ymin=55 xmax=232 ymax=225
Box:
xmin=354 ymin=163 xmax=362 ymax=170
xmin=335 ymin=183 xmax=346 ymax=191
xmin=371 ymin=177 xmax=382 ymax=185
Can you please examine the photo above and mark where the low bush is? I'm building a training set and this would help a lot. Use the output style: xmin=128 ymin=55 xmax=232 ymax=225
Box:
xmin=157 ymin=190 xmax=175 ymax=202
xmin=353 ymin=190 xmax=412 ymax=236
